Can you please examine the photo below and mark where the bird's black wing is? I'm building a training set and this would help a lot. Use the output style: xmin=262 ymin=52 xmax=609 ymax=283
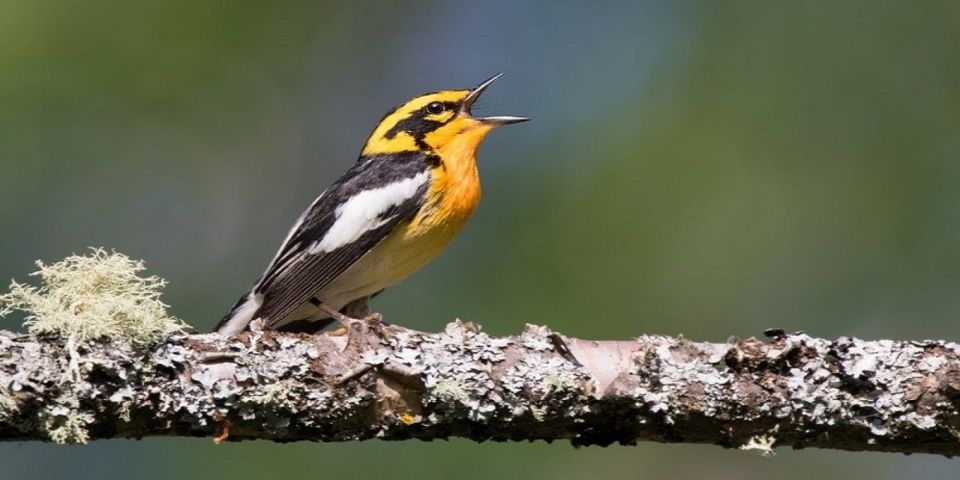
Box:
xmin=215 ymin=151 xmax=433 ymax=333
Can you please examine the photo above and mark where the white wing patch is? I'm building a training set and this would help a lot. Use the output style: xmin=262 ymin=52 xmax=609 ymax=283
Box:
xmin=310 ymin=172 xmax=429 ymax=254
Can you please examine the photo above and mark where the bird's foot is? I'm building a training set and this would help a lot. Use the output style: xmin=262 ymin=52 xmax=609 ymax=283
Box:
xmin=317 ymin=307 xmax=383 ymax=335
xmin=327 ymin=325 xmax=350 ymax=337
xmin=315 ymin=302 xmax=384 ymax=351
xmin=360 ymin=312 xmax=383 ymax=326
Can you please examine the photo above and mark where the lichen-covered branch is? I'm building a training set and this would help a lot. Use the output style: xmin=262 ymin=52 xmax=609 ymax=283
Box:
xmin=2 ymin=319 xmax=960 ymax=456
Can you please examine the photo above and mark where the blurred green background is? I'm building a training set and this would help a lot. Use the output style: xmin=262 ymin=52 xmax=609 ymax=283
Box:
xmin=2 ymin=0 xmax=959 ymax=478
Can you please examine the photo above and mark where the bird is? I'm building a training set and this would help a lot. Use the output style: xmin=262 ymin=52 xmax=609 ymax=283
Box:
xmin=214 ymin=74 xmax=528 ymax=337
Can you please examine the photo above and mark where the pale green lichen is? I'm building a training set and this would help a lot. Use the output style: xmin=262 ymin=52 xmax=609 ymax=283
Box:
xmin=45 ymin=408 xmax=93 ymax=445
xmin=430 ymin=380 xmax=471 ymax=404
xmin=529 ymin=405 xmax=547 ymax=422
xmin=247 ymin=381 xmax=298 ymax=409
xmin=739 ymin=433 xmax=777 ymax=457
xmin=543 ymin=374 xmax=580 ymax=394
xmin=0 ymin=248 xmax=187 ymax=346
xmin=116 ymin=401 xmax=133 ymax=424
xmin=0 ymin=249 xmax=187 ymax=443
xmin=0 ymin=391 xmax=16 ymax=419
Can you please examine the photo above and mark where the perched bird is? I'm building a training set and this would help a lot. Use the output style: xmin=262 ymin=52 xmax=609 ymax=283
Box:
xmin=215 ymin=74 xmax=527 ymax=337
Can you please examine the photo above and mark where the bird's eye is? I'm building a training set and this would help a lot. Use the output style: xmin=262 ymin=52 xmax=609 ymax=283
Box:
xmin=426 ymin=102 xmax=445 ymax=114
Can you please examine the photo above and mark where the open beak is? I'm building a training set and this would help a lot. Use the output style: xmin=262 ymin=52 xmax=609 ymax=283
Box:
xmin=461 ymin=73 xmax=530 ymax=126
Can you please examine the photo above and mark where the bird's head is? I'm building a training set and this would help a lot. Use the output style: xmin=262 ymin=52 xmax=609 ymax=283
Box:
xmin=361 ymin=73 xmax=528 ymax=157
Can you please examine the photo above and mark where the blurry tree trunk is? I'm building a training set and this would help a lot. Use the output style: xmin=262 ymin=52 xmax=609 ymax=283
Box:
xmin=2 ymin=320 xmax=960 ymax=456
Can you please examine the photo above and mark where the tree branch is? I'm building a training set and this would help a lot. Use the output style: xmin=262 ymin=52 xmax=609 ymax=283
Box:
xmin=2 ymin=319 xmax=960 ymax=456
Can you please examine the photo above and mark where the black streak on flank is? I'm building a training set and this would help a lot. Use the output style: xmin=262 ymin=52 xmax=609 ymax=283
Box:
xmin=425 ymin=154 xmax=442 ymax=169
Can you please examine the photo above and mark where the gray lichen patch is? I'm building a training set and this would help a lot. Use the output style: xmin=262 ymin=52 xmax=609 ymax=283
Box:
xmin=0 ymin=329 xmax=145 ymax=444
xmin=3 ymin=305 xmax=960 ymax=454
xmin=387 ymin=320 xmax=512 ymax=422
xmin=624 ymin=332 xmax=960 ymax=450
xmin=745 ymin=335 xmax=949 ymax=436
xmin=629 ymin=335 xmax=734 ymax=423
xmin=375 ymin=321 xmax=591 ymax=427
xmin=0 ymin=334 xmax=23 ymax=422
xmin=0 ymin=248 xmax=187 ymax=347
xmin=501 ymin=355 xmax=588 ymax=419
xmin=519 ymin=323 xmax=555 ymax=352
xmin=133 ymin=330 xmax=363 ymax=440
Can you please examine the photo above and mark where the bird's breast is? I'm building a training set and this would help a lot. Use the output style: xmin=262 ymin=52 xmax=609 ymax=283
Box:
xmin=393 ymin=144 xmax=482 ymax=268
xmin=321 ymin=146 xmax=482 ymax=302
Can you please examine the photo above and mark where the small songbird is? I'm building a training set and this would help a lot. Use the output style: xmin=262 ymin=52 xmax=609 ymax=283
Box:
xmin=215 ymin=74 xmax=527 ymax=336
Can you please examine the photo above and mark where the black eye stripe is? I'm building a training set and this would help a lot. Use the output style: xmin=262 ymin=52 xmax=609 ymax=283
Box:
xmin=383 ymin=100 xmax=464 ymax=147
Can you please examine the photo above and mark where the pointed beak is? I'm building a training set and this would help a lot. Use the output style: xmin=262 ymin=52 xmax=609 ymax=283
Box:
xmin=461 ymin=73 xmax=529 ymax=126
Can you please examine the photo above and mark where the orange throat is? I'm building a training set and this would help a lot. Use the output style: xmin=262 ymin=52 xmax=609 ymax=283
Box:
xmin=417 ymin=123 xmax=493 ymax=232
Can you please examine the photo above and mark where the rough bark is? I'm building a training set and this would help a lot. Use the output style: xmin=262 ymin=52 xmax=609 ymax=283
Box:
xmin=1 ymin=318 xmax=960 ymax=456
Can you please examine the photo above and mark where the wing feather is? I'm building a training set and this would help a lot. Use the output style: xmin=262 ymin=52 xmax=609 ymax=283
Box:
xmin=215 ymin=151 xmax=433 ymax=334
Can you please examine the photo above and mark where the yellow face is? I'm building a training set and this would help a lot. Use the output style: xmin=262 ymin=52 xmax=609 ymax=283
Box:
xmin=361 ymin=76 xmax=527 ymax=157
xmin=362 ymin=90 xmax=478 ymax=155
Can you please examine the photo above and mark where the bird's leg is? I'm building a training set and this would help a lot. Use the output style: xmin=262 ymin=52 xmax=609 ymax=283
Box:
xmin=315 ymin=297 xmax=381 ymax=337
xmin=315 ymin=302 xmax=353 ymax=336
xmin=315 ymin=299 xmax=383 ymax=354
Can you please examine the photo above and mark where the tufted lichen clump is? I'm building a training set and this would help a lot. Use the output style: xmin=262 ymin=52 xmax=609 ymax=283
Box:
xmin=0 ymin=248 xmax=188 ymax=444
xmin=0 ymin=248 xmax=187 ymax=347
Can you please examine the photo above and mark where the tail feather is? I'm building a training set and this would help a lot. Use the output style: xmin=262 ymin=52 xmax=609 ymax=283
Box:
xmin=214 ymin=291 xmax=263 ymax=336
